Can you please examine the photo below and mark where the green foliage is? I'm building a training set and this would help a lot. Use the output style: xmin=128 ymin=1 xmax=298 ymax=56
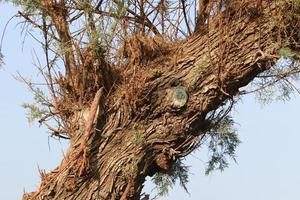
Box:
xmin=131 ymin=128 xmax=145 ymax=145
xmin=88 ymin=30 xmax=106 ymax=58
xmin=110 ymin=0 xmax=127 ymax=18
xmin=0 ymin=52 xmax=4 ymax=68
xmin=100 ymin=0 xmax=127 ymax=47
xmin=152 ymin=159 xmax=190 ymax=197
xmin=205 ymin=116 xmax=240 ymax=175
xmin=22 ymin=103 xmax=47 ymax=124
xmin=254 ymin=57 xmax=300 ymax=105
xmin=151 ymin=116 xmax=240 ymax=197
xmin=54 ymin=41 xmax=73 ymax=58
xmin=11 ymin=0 xmax=39 ymax=13
xmin=21 ymin=88 xmax=48 ymax=124
xmin=124 ymin=157 xmax=139 ymax=177
xmin=279 ymin=47 xmax=296 ymax=58
xmin=79 ymin=0 xmax=104 ymax=57
xmin=77 ymin=0 xmax=93 ymax=11
xmin=292 ymin=0 xmax=300 ymax=7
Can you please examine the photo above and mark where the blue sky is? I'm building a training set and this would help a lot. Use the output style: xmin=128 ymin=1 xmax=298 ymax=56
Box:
xmin=1 ymin=3 xmax=300 ymax=200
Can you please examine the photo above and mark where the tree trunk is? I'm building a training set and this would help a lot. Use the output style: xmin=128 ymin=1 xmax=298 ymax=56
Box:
xmin=23 ymin=1 xmax=300 ymax=200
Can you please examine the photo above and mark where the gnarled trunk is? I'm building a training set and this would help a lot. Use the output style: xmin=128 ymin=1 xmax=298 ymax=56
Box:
xmin=23 ymin=1 xmax=299 ymax=200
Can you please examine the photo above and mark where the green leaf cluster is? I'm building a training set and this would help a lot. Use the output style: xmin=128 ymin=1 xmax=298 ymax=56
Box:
xmin=205 ymin=116 xmax=240 ymax=175
xmin=21 ymin=88 xmax=48 ymax=124
xmin=292 ymin=0 xmax=300 ymax=7
xmin=152 ymin=159 xmax=189 ymax=197
xmin=0 ymin=52 xmax=4 ymax=68
xmin=151 ymin=116 xmax=240 ymax=197
xmin=110 ymin=0 xmax=127 ymax=18
xmin=11 ymin=0 xmax=39 ymax=13
xmin=254 ymin=57 xmax=300 ymax=105
xmin=21 ymin=103 xmax=47 ymax=124
xmin=279 ymin=47 xmax=296 ymax=58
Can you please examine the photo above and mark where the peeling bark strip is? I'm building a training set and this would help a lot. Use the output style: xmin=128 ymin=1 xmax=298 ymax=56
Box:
xmin=78 ymin=87 xmax=104 ymax=175
xmin=23 ymin=1 xmax=300 ymax=200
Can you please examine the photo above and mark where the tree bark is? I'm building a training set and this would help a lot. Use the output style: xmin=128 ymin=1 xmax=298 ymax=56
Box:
xmin=23 ymin=1 xmax=300 ymax=200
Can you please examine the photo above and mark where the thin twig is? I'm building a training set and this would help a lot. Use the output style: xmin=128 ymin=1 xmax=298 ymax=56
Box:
xmin=17 ymin=11 xmax=59 ymax=41
xmin=181 ymin=0 xmax=192 ymax=35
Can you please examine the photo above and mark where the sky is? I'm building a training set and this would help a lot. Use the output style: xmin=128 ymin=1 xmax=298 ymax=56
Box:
xmin=0 ymin=3 xmax=300 ymax=200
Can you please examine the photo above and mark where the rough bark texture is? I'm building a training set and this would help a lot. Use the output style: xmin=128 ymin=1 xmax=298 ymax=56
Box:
xmin=23 ymin=1 xmax=300 ymax=200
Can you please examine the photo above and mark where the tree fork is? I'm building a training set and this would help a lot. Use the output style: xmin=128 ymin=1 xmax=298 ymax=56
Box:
xmin=23 ymin=1 xmax=300 ymax=200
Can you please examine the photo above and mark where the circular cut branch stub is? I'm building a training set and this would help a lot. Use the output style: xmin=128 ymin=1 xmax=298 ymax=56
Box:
xmin=168 ymin=86 xmax=188 ymax=108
